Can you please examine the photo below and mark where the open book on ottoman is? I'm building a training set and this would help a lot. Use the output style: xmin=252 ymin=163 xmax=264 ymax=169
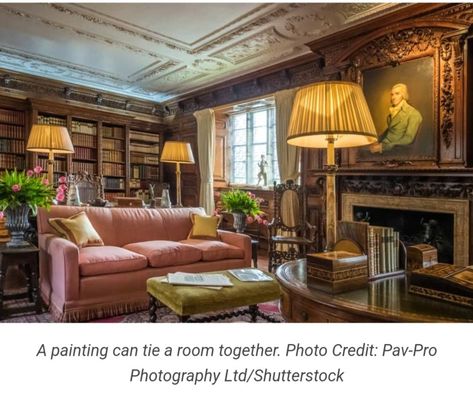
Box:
xmin=409 ymin=264 xmax=473 ymax=308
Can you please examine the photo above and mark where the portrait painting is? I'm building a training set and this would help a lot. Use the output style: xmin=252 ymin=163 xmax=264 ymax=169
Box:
xmin=357 ymin=57 xmax=435 ymax=162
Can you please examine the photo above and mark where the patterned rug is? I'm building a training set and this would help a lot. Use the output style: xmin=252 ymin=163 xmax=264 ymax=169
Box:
xmin=0 ymin=300 xmax=283 ymax=323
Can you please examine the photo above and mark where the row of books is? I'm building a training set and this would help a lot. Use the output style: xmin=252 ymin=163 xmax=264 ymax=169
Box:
xmin=0 ymin=154 xmax=24 ymax=169
xmin=72 ymin=133 xmax=97 ymax=148
xmin=71 ymin=161 xmax=96 ymax=174
xmin=0 ymin=139 xmax=24 ymax=154
xmin=38 ymin=157 xmax=66 ymax=172
xmin=130 ymin=143 xmax=159 ymax=154
xmin=38 ymin=115 xmax=66 ymax=126
xmin=0 ymin=124 xmax=24 ymax=139
xmin=130 ymin=154 xmax=160 ymax=165
xmin=73 ymin=146 xmax=97 ymax=161
xmin=129 ymin=130 xmax=159 ymax=143
xmin=72 ymin=121 xmax=97 ymax=135
xmin=102 ymin=149 xmax=124 ymax=163
xmin=104 ymin=177 xmax=125 ymax=190
xmin=103 ymin=138 xmax=124 ymax=150
xmin=0 ymin=108 xmax=24 ymax=125
xmin=103 ymin=162 xmax=125 ymax=177
xmin=102 ymin=126 xmax=124 ymax=139
xmin=337 ymin=221 xmax=401 ymax=279
xmin=368 ymin=226 xmax=400 ymax=277
xmin=131 ymin=165 xmax=159 ymax=180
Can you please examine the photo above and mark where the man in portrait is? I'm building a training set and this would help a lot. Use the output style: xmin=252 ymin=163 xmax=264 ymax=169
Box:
xmin=370 ymin=83 xmax=423 ymax=153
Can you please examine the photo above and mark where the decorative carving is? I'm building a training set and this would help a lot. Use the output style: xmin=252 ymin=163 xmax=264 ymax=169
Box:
xmin=440 ymin=40 xmax=454 ymax=149
xmin=212 ymin=28 xmax=286 ymax=65
xmin=372 ymin=160 xmax=414 ymax=168
xmin=283 ymin=13 xmax=331 ymax=37
xmin=353 ymin=28 xmax=441 ymax=68
xmin=340 ymin=176 xmax=473 ymax=199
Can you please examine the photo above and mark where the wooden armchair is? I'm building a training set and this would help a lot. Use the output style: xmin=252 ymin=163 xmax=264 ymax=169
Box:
xmin=267 ymin=180 xmax=316 ymax=272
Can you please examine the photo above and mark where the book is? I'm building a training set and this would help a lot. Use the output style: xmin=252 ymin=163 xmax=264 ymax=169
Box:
xmin=228 ymin=269 xmax=273 ymax=282
xmin=167 ymin=272 xmax=233 ymax=287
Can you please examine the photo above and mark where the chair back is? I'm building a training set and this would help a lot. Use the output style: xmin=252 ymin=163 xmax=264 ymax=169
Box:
xmin=272 ymin=180 xmax=307 ymax=234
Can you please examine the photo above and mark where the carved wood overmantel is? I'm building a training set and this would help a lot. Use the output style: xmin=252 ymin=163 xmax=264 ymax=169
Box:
xmin=301 ymin=4 xmax=473 ymax=253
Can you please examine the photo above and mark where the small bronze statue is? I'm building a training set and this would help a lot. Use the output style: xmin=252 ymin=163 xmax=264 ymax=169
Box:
xmin=256 ymin=154 xmax=268 ymax=186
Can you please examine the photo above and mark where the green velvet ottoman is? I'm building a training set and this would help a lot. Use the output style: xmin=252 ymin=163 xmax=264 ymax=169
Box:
xmin=146 ymin=270 xmax=281 ymax=323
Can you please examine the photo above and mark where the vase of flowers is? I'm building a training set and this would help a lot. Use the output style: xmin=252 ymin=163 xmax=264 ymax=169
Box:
xmin=219 ymin=189 xmax=267 ymax=233
xmin=0 ymin=166 xmax=59 ymax=247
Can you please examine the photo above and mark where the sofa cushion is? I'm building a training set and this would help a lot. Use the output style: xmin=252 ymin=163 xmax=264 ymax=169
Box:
xmin=180 ymin=239 xmax=245 ymax=262
xmin=123 ymin=240 xmax=202 ymax=268
xmin=79 ymin=246 xmax=148 ymax=277
xmin=49 ymin=211 xmax=104 ymax=248
xmin=188 ymin=214 xmax=221 ymax=240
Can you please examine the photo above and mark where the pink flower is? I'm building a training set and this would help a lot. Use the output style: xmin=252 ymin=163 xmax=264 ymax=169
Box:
xmin=26 ymin=170 xmax=34 ymax=177
xmin=58 ymin=176 xmax=67 ymax=184
xmin=0 ymin=211 xmax=4 ymax=220
xmin=11 ymin=184 xmax=21 ymax=192
xmin=33 ymin=165 xmax=43 ymax=174
xmin=57 ymin=184 xmax=67 ymax=191
xmin=42 ymin=178 xmax=49 ymax=185
xmin=255 ymin=215 xmax=263 ymax=224
xmin=56 ymin=193 xmax=65 ymax=202
xmin=246 ymin=216 xmax=255 ymax=224
xmin=262 ymin=219 xmax=269 ymax=226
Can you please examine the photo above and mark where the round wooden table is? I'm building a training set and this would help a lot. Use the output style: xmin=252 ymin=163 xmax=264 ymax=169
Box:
xmin=276 ymin=259 xmax=473 ymax=322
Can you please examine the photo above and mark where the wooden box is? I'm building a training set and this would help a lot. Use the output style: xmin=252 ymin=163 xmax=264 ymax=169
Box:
xmin=408 ymin=263 xmax=473 ymax=308
xmin=407 ymin=244 xmax=438 ymax=271
xmin=306 ymin=251 xmax=368 ymax=293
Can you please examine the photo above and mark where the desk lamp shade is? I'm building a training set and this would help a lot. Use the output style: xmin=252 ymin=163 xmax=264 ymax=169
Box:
xmin=160 ymin=141 xmax=195 ymax=164
xmin=26 ymin=124 xmax=74 ymax=154
xmin=287 ymin=81 xmax=377 ymax=149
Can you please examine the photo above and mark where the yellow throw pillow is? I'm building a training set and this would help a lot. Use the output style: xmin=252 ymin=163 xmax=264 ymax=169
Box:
xmin=188 ymin=214 xmax=221 ymax=240
xmin=49 ymin=211 xmax=104 ymax=248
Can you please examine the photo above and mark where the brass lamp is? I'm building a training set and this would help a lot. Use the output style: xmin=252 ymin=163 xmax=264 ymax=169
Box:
xmin=26 ymin=124 xmax=74 ymax=185
xmin=287 ymin=81 xmax=377 ymax=250
xmin=160 ymin=141 xmax=195 ymax=207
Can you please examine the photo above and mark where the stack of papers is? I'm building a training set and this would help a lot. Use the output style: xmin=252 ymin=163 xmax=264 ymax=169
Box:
xmin=228 ymin=269 xmax=273 ymax=282
xmin=167 ymin=272 xmax=233 ymax=287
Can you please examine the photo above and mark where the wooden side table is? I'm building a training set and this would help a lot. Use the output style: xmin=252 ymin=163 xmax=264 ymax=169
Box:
xmin=0 ymin=243 xmax=41 ymax=320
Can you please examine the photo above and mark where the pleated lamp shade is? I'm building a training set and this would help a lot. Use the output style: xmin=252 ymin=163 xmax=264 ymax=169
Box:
xmin=287 ymin=81 xmax=377 ymax=148
xmin=26 ymin=124 xmax=74 ymax=154
xmin=160 ymin=141 xmax=195 ymax=164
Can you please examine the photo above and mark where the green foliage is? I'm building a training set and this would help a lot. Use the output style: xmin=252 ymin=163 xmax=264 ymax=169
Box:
xmin=0 ymin=169 xmax=56 ymax=214
xmin=220 ymin=189 xmax=262 ymax=217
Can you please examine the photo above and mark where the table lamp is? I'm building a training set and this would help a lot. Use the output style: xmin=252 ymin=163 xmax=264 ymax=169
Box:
xmin=287 ymin=81 xmax=377 ymax=250
xmin=160 ymin=141 xmax=195 ymax=207
xmin=26 ymin=124 xmax=74 ymax=185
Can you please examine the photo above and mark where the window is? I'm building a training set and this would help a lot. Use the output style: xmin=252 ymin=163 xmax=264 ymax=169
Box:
xmin=229 ymin=104 xmax=279 ymax=186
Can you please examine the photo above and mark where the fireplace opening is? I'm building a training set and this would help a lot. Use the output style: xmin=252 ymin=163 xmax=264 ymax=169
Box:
xmin=353 ymin=206 xmax=454 ymax=263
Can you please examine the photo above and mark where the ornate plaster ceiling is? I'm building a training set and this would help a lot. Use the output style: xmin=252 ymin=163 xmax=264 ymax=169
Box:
xmin=0 ymin=3 xmax=405 ymax=102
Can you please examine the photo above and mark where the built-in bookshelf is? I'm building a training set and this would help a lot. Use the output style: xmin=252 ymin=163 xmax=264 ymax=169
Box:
xmin=0 ymin=107 xmax=26 ymax=171
xmin=71 ymin=119 xmax=97 ymax=176
xmin=101 ymin=124 xmax=126 ymax=201
xmin=129 ymin=130 xmax=160 ymax=195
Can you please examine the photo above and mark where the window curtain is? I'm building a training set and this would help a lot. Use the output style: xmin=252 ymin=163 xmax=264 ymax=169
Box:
xmin=275 ymin=88 xmax=300 ymax=184
xmin=274 ymin=88 xmax=300 ymax=251
xmin=193 ymin=108 xmax=216 ymax=215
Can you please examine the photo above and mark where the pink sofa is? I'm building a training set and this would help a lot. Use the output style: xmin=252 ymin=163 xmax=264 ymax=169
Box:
xmin=37 ymin=206 xmax=251 ymax=321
